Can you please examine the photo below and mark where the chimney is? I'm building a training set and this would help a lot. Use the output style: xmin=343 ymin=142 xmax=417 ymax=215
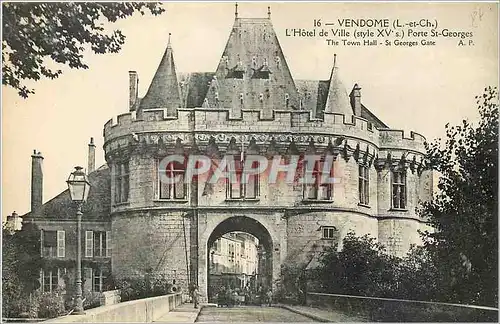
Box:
xmin=88 ymin=137 xmax=96 ymax=174
xmin=129 ymin=71 xmax=139 ymax=111
xmin=31 ymin=150 xmax=43 ymax=217
xmin=350 ymin=84 xmax=362 ymax=117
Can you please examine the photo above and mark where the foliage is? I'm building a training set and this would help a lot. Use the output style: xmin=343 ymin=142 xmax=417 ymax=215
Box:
xmin=420 ymin=86 xmax=499 ymax=306
xmin=83 ymin=291 xmax=103 ymax=310
xmin=2 ymin=2 xmax=165 ymax=98
xmin=315 ymin=232 xmax=401 ymax=298
xmin=116 ymin=274 xmax=173 ymax=302
xmin=36 ymin=288 xmax=66 ymax=319
xmin=2 ymin=222 xmax=43 ymax=317
xmin=277 ymin=264 xmax=305 ymax=304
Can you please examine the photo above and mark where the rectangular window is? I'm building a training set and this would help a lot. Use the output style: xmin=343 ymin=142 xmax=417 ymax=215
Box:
xmin=114 ymin=162 xmax=130 ymax=204
xmin=226 ymin=158 xmax=259 ymax=199
xmin=392 ymin=170 xmax=407 ymax=209
xmin=303 ymin=158 xmax=333 ymax=201
xmin=93 ymin=231 xmax=107 ymax=257
xmin=158 ymin=159 xmax=186 ymax=200
xmin=322 ymin=226 xmax=337 ymax=239
xmin=93 ymin=269 xmax=106 ymax=292
xmin=57 ymin=231 xmax=65 ymax=257
xmin=359 ymin=165 xmax=370 ymax=205
xmin=41 ymin=230 xmax=57 ymax=258
xmin=42 ymin=268 xmax=59 ymax=292
xmin=85 ymin=231 xmax=93 ymax=257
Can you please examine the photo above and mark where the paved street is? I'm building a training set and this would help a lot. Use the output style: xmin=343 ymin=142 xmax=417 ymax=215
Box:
xmin=195 ymin=306 xmax=315 ymax=322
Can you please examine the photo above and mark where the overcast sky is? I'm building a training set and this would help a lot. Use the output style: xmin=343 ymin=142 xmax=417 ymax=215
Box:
xmin=2 ymin=2 xmax=498 ymax=219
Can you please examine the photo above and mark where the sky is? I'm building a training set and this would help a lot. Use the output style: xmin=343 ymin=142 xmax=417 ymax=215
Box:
xmin=2 ymin=2 xmax=498 ymax=219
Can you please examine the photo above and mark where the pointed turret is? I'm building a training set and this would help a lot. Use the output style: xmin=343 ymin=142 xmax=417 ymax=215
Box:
xmin=140 ymin=33 xmax=181 ymax=115
xmin=324 ymin=54 xmax=353 ymax=116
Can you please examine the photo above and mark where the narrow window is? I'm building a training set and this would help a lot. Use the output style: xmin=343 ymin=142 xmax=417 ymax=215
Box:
xmin=57 ymin=231 xmax=65 ymax=257
xmin=359 ymin=165 xmax=370 ymax=205
xmin=93 ymin=231 xmax=107 ymax=257
xmin=114 ymin=162 xmax=130 ymax=204
xmin=391 ymin=169 xmax=407 ymax=209
xmin=93 ymin=269 xmax=106 ymax=292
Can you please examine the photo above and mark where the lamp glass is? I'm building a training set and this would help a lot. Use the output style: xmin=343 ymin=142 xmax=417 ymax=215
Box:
xmin=67 ymin=167 xmax=90 ymax=202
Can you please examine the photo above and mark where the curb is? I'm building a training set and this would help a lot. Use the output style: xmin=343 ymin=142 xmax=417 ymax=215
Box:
xmin=278 ymin=304 xmax=331 ymax=322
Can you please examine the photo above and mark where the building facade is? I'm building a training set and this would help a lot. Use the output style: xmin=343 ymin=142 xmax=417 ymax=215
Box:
xmin=22 ymin=7 xmax=434 ymax=301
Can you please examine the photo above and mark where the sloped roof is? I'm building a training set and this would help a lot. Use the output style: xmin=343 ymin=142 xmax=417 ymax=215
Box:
xmin=140 ymin=35 xmax=182 ymax=111
xmin=23 ymin=165 xmax=111 ymax=221
xmin=324 ymin=59 xmax=353 ymax=116
xmin=202 ymin=17 xmax=300 ymax=110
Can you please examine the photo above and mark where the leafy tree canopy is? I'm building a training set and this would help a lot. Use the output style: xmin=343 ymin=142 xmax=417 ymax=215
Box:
xmin=2 ymin=2 xmax=165 ymax=98
xmin=421 ymin=86 xmax=499 ymax=306
xmin=2 ymin=222 xmax=43 ymax=317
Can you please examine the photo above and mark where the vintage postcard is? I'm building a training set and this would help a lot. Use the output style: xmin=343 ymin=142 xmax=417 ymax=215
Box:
xmin=2 ymin=1 xmax=499 ymax=323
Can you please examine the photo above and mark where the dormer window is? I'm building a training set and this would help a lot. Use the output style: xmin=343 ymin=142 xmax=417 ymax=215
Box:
xmin=285 ymin=93 xmax=290 ymax=107
xmin=239 ymin=93 xmax=244 ymax=105
xmin=252 ymin=56 xmax=257 ymax=67
xmin=259 ymin=93 xmax=264 ymax=102
xmin=275 ymin=56 xmax=281 ymax=67
xmin=322 ymin=226 xmax=338 ymax=240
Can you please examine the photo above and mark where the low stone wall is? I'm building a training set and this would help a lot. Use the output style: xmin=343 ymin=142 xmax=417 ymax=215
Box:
xmin=45 ymin=293 xmax=184 ymax=323
xmin=306 ymin=292 xmax=499 ymax=322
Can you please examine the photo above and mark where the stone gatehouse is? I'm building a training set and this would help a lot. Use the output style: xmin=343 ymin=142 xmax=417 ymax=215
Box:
xmin=23 ymin=7 xmax=433 ymax=301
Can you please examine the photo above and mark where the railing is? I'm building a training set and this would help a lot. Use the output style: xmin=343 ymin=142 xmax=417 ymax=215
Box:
xmin=306 ymin=292 xmax=499 ymax=322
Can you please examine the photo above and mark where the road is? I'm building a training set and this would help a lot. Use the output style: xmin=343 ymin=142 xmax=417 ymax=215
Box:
xmin=195 ymin=306 xmax=315 ymax=322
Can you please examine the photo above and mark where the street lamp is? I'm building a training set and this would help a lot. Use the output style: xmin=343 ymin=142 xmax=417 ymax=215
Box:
xmin=67 ymin=166 xmax=91 ymax=315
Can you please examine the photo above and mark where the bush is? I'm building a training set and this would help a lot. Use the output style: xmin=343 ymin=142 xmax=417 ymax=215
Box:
xmin=83 ymin=291 xmax=103 ymax=310
xmin=37 ymin=288 xmax=66 ymax=319
xmin=116 ymin=275 xmax=172 ymax=302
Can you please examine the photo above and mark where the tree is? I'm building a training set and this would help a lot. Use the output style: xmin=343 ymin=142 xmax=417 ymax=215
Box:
xmin=2 ymin=222 xmax=43 ymax=317
xmin=316 ymin=232 xmax=401 ymax=297
xmin=420 ymin=86 xmax=498 ymax=306
xmin=2 ymin=2 xmax=165 ymax=98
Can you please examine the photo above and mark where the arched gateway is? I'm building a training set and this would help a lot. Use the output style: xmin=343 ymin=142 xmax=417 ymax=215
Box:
xmin=199 ymin=214 xmax=283 ymax=302
xmin=205 ymin=216 xmax=280 ymax=297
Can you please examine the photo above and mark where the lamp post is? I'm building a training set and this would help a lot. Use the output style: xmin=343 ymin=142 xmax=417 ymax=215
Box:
xmin=67 ymin=166 xmax=91 ymax=315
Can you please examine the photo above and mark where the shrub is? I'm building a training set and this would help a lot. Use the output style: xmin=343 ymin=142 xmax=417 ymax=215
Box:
xmin=83 ymin=291 xmax=103 ymax=310
xmin=37 ymin=288 xmax=66 ymax=319
xmin=116 ymin=275 xmax=172 ymax=302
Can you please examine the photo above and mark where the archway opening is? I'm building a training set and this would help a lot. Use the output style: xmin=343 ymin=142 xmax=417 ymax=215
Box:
xmin=207 ymin=216 xmax=273 ymax=304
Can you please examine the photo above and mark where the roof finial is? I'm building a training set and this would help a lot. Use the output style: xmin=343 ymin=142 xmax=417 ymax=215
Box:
xmin=333 ymin=53 xmax=337 ymax=69
xmin=167 ymin=33 xmax=172 ymax=47
xmin=268 ymin=6 xmax=271 ymax=19
xmin=235 ymin=3 xmax=238 ymax=18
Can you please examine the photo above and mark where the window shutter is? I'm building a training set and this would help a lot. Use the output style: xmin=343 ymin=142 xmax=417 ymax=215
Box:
xmin=40 ymin=230 xmax=44 ymax=256
xmin=85 ymin=231 xmax=93 ymax=257
xmin=106 ymin=231 xmax=111 ymax=257
xmin=57 ymin=231 xmax=65 ymax=257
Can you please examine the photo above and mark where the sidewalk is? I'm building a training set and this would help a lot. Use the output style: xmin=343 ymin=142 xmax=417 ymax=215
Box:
xmin=279 ymin=304 xmax=368 ymax=322
xmin=154 ymin=303 xmax=202 ymax=323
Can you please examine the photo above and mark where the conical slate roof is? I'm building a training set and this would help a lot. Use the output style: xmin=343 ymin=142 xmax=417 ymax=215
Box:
xmin=140 ymin=34 xmax=181 ymax=114
xmin=324 ymin=55 xmax=353 ymax=116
